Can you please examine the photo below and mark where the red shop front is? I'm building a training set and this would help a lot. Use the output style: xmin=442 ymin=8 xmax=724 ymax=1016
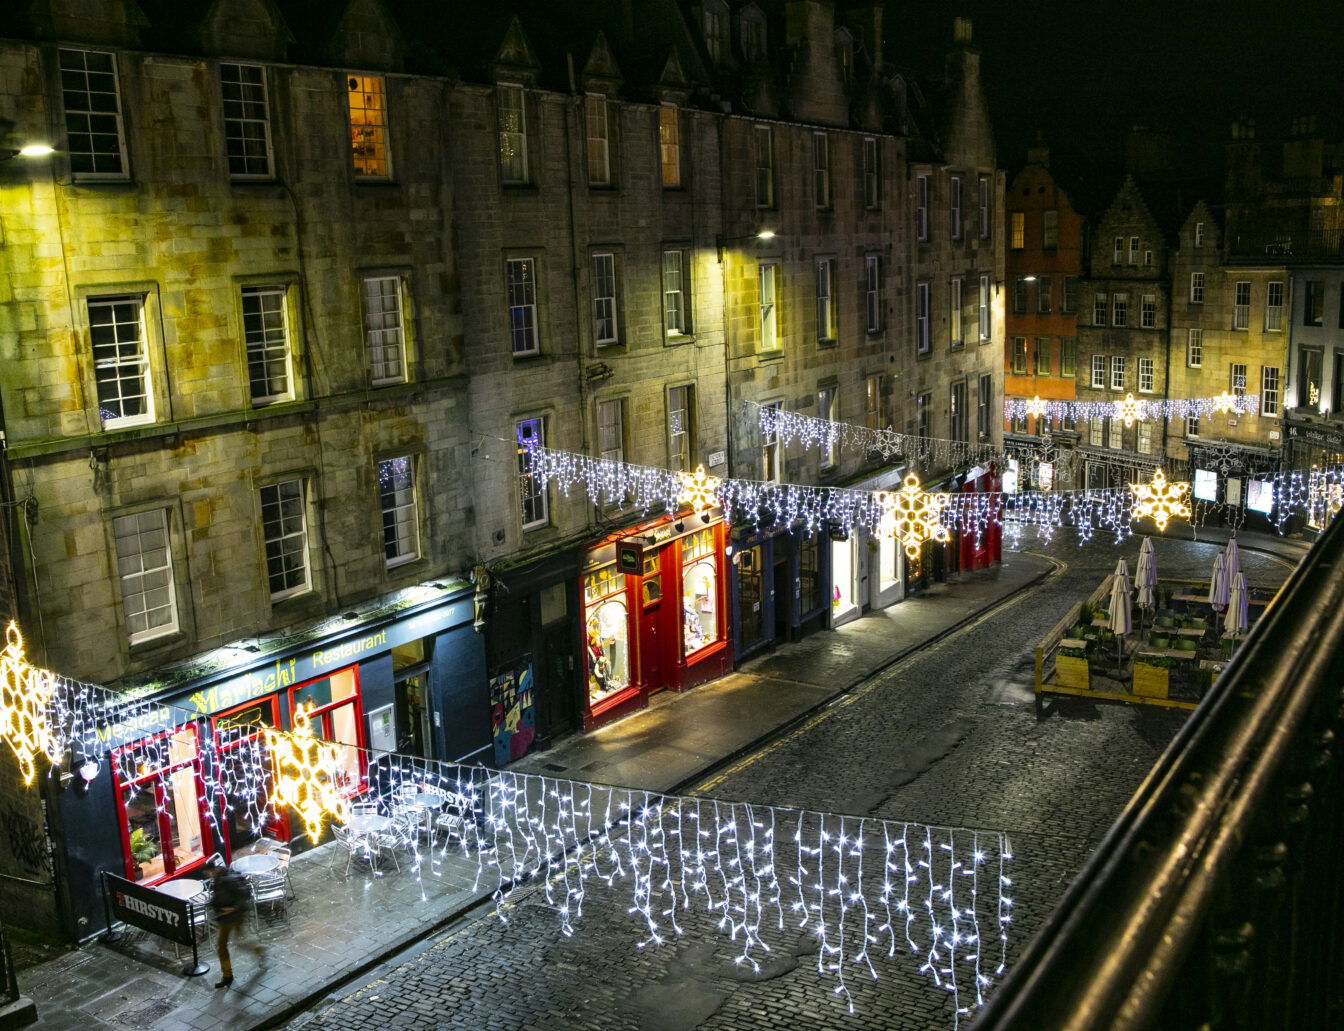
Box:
xmin=581 ymin=511 xmax=732 ymax=730
xmin=958 ymin=462 xmax=1004 ymax=571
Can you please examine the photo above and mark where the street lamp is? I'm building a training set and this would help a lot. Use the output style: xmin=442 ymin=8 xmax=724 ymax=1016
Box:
xmin=716 ymin=227 xmax=779 ymax=262
xmin=1 ymin=143 xmax=55 ymax=161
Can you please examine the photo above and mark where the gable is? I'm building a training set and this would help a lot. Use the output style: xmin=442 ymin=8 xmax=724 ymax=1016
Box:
xmin=332 ymin=0 xmax=404 ymax=72
xmin=200 ymin=0 xmax=292 ymax=61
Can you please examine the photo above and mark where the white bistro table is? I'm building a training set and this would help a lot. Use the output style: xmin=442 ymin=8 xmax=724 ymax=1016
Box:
xmin=154 ymin=878 xmax=208 ymax=902
xmin=232 ymin=853 xmax=282 ymax=877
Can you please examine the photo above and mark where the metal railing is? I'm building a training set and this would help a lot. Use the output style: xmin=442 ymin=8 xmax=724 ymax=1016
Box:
xmin=977 ymin=512 xmax=1344 ymax=1031
xmin=1227 ymin=227 xmax=1344 ymax=261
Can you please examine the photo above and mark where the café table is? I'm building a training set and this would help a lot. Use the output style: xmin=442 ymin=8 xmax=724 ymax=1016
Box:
xmin=155 ymin=878 xmax=208 ymax=902
xmin=232 ymin=853 xmax=282 ymax=877
xmin=347 ymin=813 xmax=392 ymax=837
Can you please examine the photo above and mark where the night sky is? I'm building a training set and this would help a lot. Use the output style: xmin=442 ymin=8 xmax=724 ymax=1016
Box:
xmin=891 ymin=0 xmax=1344 ymax=183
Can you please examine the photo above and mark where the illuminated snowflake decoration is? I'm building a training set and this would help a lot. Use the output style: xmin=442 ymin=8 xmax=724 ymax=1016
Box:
xmin=264 ymin=703 xmax=351 ymax=842
xmin=877 ymin=474 xmax=952 ymax=559
xmin=0 ymin=623 xmax=57 ymax=785
xmin=677 ymin=464 xmax=722 ymax=516
xmin=1114 ymin=392 xmax=1142 ymax=429
xmin=1024 ymin=395 xmax=1048 ymax=420
xmin=1129 ymin=469 xmax=1191 ymax=532
xmin=1212 ymin=392 xmax=1238 ymax=415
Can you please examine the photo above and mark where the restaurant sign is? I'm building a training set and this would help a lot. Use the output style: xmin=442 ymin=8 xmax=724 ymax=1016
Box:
xmin=105 ymin=872 xmax=196 ymax=946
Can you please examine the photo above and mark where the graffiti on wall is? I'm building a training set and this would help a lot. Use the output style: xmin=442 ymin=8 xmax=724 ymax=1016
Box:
xmin=489 ymin=657 xmax=536 ymax=765
xmin=2 ymin=802 xmax=49 ymax=878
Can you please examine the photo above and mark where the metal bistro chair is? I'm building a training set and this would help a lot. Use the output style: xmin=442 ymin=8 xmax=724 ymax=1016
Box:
xmin=433 ymin=792 xmax=475 ymax=846
xmin=331 ymin=823 xmax=376 ymax=876
xmin=250 ymin=871 xmax=290 ymax=928
xmin=267 ymin=846 xmax=296 ymax=901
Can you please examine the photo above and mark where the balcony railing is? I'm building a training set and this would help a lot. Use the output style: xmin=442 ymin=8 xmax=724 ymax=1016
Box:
xmin=975 ymin=511 xmax=1344 ymax=1030
xmin=1227 ymin=227 xmax=1344 ymax=261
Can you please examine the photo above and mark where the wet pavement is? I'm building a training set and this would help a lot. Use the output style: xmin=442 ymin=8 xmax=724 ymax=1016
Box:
xmin=281 ymin=530 xmax=1299 ymax=1031
xmin=17 ymin=528 xmax=1302 ymax=1031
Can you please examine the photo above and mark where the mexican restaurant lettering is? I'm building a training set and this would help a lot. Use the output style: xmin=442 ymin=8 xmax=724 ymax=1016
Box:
xmin=189 ymin=658 xmax=297 ymax=716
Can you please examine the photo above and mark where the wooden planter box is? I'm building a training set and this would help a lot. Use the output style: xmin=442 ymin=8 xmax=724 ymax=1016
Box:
xmin=1055 ymin=654 xmax=1090 ymax=690
xmin=1133 ymin=661 xmax=1170 ymax=699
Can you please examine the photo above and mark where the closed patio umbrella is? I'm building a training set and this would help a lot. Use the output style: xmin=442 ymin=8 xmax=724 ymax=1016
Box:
xmin=1208 ymin=552 xmax=1229 ymax=611
xmin=1108 ymin=563 xmax=1133 ymax=674
xmin=1224 ymin=571 xmax=1248 ymax=639
xmin=1135 ymin=537 xmax=1157 ymax=628
xmin=1224 ymin=536 xmax=1242 ymax=585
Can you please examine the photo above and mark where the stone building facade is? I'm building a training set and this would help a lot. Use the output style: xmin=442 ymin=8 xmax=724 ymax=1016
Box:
xmin=0 ymin=0 xmax=1005 ymax=939
xmin=1074 ymin=177 xmax=1171 ymax=488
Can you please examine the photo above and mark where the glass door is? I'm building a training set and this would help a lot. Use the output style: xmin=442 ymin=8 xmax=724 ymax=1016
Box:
xmin=212 ymin=695 xmax=285 ymax=856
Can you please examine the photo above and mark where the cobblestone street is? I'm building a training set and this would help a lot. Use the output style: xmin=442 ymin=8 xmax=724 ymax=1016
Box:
xmin=287 ymin=534 xmax=1294 ymax=1031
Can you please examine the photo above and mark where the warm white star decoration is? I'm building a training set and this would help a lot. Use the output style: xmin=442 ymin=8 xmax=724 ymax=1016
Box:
xmin=264 ymin=703 xmax=351 ymax=842
xmin=1114 ymin=392 xmax=1142 ymax=428
xmin=1212 ymin=392 xmax=1237 ymax=415
xmin=0 ymin=623 xmax=57 ymax=786
xmin=677 ymin=464 xmax=722 ymax=516
xmin=877 ymin=473 xmax=952 ymax=559
xmin=1025 ymin=395 xmax=1048 ymax=420
xmin=1129 ymin=469 xmax=1191 ymax=532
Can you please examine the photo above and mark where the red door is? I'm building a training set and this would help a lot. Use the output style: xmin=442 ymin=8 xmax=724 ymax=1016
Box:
xmin=639 ymin=549 xmax=666 ymax=692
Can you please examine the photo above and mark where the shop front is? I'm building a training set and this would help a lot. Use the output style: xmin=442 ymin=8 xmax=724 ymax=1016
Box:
xmin=957 ymin=463 xmax=1004 ymax=571
xmin=730 ymin=521 xmax=828 ymax=661
xmin=581 ymin=511 xmax=732 ymax=730
xmin=51 ymin=584 xmax=483 ymax=939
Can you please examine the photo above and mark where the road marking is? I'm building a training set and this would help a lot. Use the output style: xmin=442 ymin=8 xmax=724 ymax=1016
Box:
xmin=690 ymin=553 xmax=1065 ymax=796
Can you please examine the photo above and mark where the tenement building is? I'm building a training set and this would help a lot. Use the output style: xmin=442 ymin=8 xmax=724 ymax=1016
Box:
xmin=0 ymin=0 xmax=1003 ymax=941
xmin=1003 ymin=139 xmax=1082 ymax=489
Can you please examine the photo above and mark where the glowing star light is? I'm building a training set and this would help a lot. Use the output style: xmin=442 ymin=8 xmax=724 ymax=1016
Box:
xmin=264 ymin=703 xmax=351 ymax=842
xmin=1115 ymin=393 xmax=1142 ymax=429
xmin=1024 ymin=396 xmax=1048 ymax=420
xmin=1212 ymin=392 xmax=1237 ymax=415
xmin=678 ymin=464 xmax=722 ymax=516
xmin=1129 ymin=469 xmax=1191 ymax=532
xmin=0 ymin=622 xmax=57 ymax=785
xmin=878 ymin=473 xmax=952 ymax=559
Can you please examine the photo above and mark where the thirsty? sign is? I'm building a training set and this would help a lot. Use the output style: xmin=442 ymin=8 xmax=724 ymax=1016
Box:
xmin=104 ymin=872 xmax=196 ymax=947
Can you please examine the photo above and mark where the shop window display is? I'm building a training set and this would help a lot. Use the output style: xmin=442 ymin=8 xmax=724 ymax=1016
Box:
xmin=584 ymin=567 xmax=631 ymax=703
xmin=114 ymin=725 xmax=211 ymax=883
xmin=681 ymin=529 xmax=719 ymax=655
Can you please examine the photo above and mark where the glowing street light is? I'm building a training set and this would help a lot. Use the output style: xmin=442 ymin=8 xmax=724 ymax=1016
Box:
xmin=1 ymin=144 xmax=55 ymax=161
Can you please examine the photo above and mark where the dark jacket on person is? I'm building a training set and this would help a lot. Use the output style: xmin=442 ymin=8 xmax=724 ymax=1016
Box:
xmin=209 ymin=868 xmax=252 ymax=924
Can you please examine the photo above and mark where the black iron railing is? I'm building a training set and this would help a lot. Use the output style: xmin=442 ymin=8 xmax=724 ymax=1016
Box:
xmin=975 ymin=514 xmax=1344 ymax=1030
xmin=1227 ymin=227 xmax=1344 ymax=261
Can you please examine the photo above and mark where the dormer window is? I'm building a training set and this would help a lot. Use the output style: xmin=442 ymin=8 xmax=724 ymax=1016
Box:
xmin=835 ymin=30 xmax=854 ymax=83
xmin=741 ymin=7 xmax=766 ymax=62
xmin=703 ymin=0 xmax=728 ymax=64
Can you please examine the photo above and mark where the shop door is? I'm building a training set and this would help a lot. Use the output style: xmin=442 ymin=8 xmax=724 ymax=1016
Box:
xmin=639 ymin=551 xmax=667 ymax=692
xmin=737 ymin=545 xmax=766 ymax=652
xmin=539 ymin=620 xmax=580 ymax=739
xmin=772 ymin=554 xmax=791 ymax=640
xmin=394 ymin=671 xmax=433 ymax=758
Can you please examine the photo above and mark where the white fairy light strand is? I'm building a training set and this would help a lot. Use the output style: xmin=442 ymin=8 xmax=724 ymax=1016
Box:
xmin=1003 ymin=393 xmax=1262 ymax=423
xmin=14 ymin=651 xmax=1013 ymax=1028
xmin=752 ymin=401 xmax=1003 ymax=470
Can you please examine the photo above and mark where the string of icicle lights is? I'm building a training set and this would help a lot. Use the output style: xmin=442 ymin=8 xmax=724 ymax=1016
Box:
xmin=1003 ymin=392 xmax=1261 ymax=423
xmin=526 ymin=442 xmax=1344 ymax=548
xmin=8 ymin=638 xmax=1012 ymax=1027
xmin=753 ymin=401 xmax=1003 ymax=471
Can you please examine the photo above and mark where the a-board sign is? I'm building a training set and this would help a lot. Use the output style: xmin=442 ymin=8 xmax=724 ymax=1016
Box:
xmin=105 ymin=872 xmax=196 ymax=946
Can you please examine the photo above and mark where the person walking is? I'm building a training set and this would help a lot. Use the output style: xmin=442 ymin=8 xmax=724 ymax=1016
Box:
xmin=203 ymin=859 xmax=265 ymax=988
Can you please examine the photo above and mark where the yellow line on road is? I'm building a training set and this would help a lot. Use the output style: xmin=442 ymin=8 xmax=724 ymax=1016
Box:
xmin=690 ymin=553 xmax=1065 ymax=796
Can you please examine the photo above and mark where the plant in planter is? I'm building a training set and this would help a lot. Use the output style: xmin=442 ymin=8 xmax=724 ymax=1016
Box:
xmin=129 ymin=828 xmax=159 ymax=880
